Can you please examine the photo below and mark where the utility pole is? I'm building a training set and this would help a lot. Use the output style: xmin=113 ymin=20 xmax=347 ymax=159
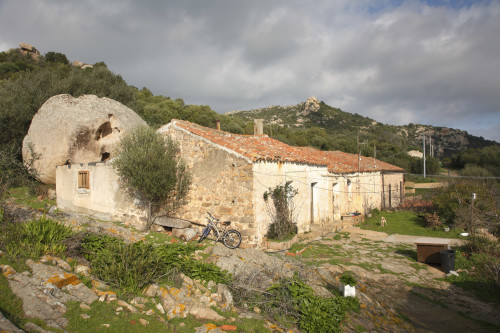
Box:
xmin=429 ymin=136 xmax=432 ymax=157
xmin=373 ymin=143 xmax=377 ymax=168
xmin=470 ymin=193 xmax=476 ymax=233
xmin=423 ymin=133 xmax=426 ymax=178
xmin=357 ymin=132 xmax=360 ymax=173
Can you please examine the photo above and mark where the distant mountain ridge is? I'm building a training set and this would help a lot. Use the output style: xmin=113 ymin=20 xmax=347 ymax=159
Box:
xmin=227 ymin=97 xmax=498 ymax=159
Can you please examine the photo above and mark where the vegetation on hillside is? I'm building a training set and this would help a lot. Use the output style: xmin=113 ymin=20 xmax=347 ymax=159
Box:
xmin=1 ymin=47 xmax=498 ymax=179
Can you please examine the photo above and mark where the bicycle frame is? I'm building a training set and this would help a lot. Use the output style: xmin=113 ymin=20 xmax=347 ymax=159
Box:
xmin=199 ymin=212 xmax=241 ymax=249
xmin=205 ymin=215 xmax=228 ymax=242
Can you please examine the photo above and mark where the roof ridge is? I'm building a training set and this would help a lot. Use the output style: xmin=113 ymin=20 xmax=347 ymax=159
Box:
xmin=169 ymin=119 xmax=403 ymax=173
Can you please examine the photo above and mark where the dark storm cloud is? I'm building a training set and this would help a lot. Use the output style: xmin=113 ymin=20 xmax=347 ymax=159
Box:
xmin=0 ymin=0 xmax=499 ymax=141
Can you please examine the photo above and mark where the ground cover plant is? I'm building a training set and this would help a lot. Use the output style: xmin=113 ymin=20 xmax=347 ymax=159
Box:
xmin=0 ymin=215 xmax=74 ymax=261
xmin=360 ymin=210 xmax=463 ymax=238
xmin=8 ymin=186 xmax=56 ymax=212
xmin=82 ymin=233 xmax=231 ymax=297
xmin=231 ymin=272 xmax=357 ymax=333
xmin=263 ymin=182 xmax=298 ymax=240
xmin=445 ymin=234 xmax=500 ymax=305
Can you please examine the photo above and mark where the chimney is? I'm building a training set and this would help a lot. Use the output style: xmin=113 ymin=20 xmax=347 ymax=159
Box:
xmin=215 ymin=120 xmax=221 ymax=131
xmin=254 ymin=119 xmax=264 ymax=135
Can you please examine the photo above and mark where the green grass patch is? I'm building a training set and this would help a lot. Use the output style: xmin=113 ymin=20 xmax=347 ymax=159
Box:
xmin=360 ymin=211 xmax=462 ymax=238
xmin=355 ymin=324 xmax=368 ymax=332
xmin=0 ymin=272 xmax=26 ymax=329
xmin=410 ymin=262 xmax=428 ymax=272
xmin=8 ymin=186 xmax=56 ymax=212
xmin=64 ymin=301 xmax=169 ymax=332
xmin=409 ymin=290 xmax=449 ymax=309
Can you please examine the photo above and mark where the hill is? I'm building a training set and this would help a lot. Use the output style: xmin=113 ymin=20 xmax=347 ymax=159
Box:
xmin=227 ymin=97 xmax=498 ymax=160
xmin=1 ymin=43 xmax=498 ymax=176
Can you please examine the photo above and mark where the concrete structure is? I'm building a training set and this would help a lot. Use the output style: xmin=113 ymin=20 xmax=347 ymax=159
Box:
xmin=57 ymin=119 xmax=404 ymax=246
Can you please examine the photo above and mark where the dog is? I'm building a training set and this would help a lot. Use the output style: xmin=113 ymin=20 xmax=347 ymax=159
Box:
xmin=380 ymin=216 xmax=387 ymax=227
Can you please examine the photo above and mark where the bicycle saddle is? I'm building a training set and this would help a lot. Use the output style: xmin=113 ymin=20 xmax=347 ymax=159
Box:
xmin=222 ymin=221 xmax=231 ymax=226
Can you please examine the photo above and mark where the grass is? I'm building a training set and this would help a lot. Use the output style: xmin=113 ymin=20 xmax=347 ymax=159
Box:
xmin=0 ymin=271 xmax=26 ymax=329
xmin=8 ymin=186 xmax=56 ymax=212
xmin=360 ymin=211 xmax=463 ymax=238
xmin=64 ymin=300 xmax=271 ymax=333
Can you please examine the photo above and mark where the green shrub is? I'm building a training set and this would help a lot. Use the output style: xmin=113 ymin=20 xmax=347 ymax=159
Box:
xmin=340 ymin=271 xmax=357 ymax=287
xmin=265 ymin=274 xmax=351 ymax=332
xmin=90 ymin=241 xmax=167 ymax=294
xmin=21 ymin=216 xmax=73 ymax=257
xmin=264 ymin=182 xmax=298 ymax=240
xmin=154 ymin=242 xmax=197 ymax=266
xmin=155 ymin=243 xmax=231 ymax=284
xmin=450 ymin=235 xmax=500 ymax=304
xmin=0 ymin=215 xmax=73 ymax=260
xmin=81 ymin=234 xmax=124 ymax=261
xmin=181 ymin=260 xmax=231 ymax=284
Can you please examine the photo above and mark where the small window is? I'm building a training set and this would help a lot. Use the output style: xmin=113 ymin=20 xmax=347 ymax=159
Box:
xmin=78 ymin=171 xmax=89 ymax=189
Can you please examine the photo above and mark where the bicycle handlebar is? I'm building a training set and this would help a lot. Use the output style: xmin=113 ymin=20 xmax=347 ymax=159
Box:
xmin=206 ymin=212 xmax=219 ymax=222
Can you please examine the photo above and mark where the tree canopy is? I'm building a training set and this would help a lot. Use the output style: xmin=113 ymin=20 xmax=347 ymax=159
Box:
xmin=112 ymin=126 xmax=191 ymax=230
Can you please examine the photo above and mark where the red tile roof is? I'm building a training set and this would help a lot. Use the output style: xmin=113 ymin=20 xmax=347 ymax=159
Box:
xmin=169 ymin=119 xmax=404 ymax=174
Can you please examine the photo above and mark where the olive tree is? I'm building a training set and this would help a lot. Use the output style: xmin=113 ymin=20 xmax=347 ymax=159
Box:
xmin=112 ymin=126 xmax=191 ymax=230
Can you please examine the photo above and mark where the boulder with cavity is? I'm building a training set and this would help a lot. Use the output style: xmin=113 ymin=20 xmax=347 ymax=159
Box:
xmin=22 ymin=94 xmax=147 ymax=184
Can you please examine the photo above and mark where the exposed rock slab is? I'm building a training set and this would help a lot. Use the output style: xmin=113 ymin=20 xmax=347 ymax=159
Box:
xmin=155 ymin=217 xmax=191 ymax=228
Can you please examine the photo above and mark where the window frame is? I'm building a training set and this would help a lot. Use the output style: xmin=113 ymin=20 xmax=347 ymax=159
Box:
xmin=78 ymin=171 xmax=90 ymax=189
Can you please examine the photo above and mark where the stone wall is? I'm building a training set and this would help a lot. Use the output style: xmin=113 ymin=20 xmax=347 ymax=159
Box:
xmin=382 ymin=172 xmax=405 ymax=209
xmin=162 ymin=127 xmax=256 ymax=245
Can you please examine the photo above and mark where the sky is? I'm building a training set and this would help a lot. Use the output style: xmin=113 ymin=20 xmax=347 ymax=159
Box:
xmin=1 ymin=0 xmax=499 ymax=142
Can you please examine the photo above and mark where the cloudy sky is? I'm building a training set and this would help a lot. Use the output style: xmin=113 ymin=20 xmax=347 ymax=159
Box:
xmin=1 ymin=0 xmax=499 ymax=141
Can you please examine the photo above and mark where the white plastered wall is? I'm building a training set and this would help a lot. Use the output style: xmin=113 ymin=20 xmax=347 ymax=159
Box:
xmin=252 ymin=161 xmax=330 ymax=242
xmin=56 ymin=163 xmax=146 ymax=227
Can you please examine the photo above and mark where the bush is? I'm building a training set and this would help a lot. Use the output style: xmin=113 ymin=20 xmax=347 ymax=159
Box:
xmin=155 ymin=243 xmax=231 ymax=284
xmin=340 ymin=271 xmax=357 ymax=287
xmin=0 ymin=215 xmax=73 ymax=260
xmin=265 ymin=274 xmax=353 ymax=333
xmin=90 ymin=241 xmax=167 ymax=294
xmin=81 ymin=234 xmax=124 ymax=261
xmin=112 ymin=126 xmax=192 ymax=230
xmin=264 ymin=182 xmax=298 ymax=240
xmin=82 ymin=234 xmax=231 ymax=294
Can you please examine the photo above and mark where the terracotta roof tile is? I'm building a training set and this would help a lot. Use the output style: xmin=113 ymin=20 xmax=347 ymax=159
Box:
xmin=170 ymin=119 xmax=404 ymax=174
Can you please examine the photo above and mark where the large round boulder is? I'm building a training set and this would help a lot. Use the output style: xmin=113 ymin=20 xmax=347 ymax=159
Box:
xmin=22 ymin=94 xmax=147 ymax=184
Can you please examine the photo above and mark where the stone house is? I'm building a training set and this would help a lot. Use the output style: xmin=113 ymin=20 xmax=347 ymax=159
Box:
xmin=57 ymin=119 xmax=404 ymax=246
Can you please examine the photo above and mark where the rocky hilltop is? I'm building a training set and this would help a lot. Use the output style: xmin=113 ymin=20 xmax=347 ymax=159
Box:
xmin=228 ymin=97 xmax=498 ymax=159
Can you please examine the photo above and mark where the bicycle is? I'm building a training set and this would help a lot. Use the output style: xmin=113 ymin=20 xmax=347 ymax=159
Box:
xmin=198 ymin=212 xmax=242 ymax=249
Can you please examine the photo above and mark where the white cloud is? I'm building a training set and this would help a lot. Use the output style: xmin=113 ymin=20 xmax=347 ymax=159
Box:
xmin=0 ymin=0 xmax=499 ymax=141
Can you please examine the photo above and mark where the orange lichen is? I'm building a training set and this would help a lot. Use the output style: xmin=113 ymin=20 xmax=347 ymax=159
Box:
xmin=203 ymin=323 xmax=218 ymax=331
xmin=46 ymin=273 xmax=82 ymax=289
xmin=0 ymin=265 xmax=16 ymax=277
xmin=96 ymin=290 xmax=116 ymax=297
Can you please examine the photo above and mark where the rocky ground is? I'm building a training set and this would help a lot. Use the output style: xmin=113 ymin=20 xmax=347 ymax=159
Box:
xmin=1 ymin=204 xmax=499 ymax=332
xmin=293 ymin=227 xmax=499 ymax=332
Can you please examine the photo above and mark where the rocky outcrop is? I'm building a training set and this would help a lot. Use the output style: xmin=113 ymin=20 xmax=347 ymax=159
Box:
xmin=22 ymin=94 xmax=147 ymax=184
xmin=72 ymin=60 xmax=94 ymax=69
xmin=18 ymin=42 xmax=41 ymax=60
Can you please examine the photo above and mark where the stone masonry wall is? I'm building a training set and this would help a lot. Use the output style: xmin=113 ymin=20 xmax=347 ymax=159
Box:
xmin=382 ymin=172 xmax=405 ymax=209
xmin=164 ymin=127 xmax=256 ymax=245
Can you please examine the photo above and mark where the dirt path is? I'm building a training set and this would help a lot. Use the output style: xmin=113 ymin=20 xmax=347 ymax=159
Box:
xmin=301 ymin=227 xmax=499 ymax=332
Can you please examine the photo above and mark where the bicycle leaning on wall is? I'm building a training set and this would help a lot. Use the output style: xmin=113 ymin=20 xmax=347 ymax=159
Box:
xmin=198 ymin=212 xmax=242 ymax=249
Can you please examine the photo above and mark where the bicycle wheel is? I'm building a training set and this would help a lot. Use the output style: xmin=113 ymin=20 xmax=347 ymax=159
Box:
xmin=222 ymin=229 xmax=241 ymax=249
xmin=198 ymin=226 xmax=210 ymax=243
